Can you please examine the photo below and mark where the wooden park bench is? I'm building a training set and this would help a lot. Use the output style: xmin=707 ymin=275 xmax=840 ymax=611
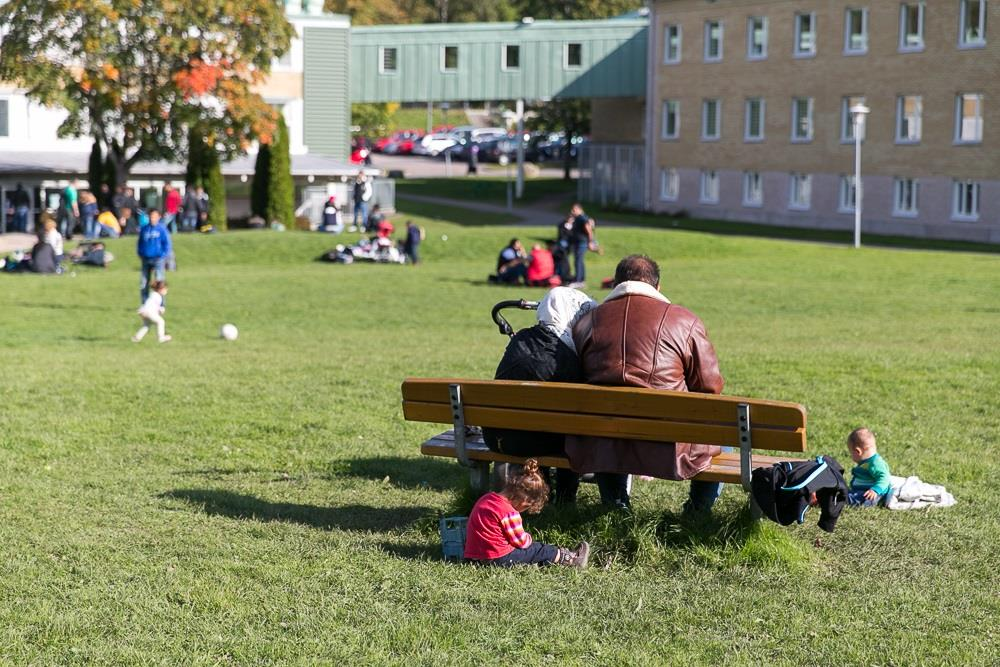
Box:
xmin=401 ymin=378 xmax=809 ymax=497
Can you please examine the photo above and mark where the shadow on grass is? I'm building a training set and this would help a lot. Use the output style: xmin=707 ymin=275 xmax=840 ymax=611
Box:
xmin=334 ymin=456 xmax=463 ymax=492
xmin=377 ymin=541 xmax=442 ymax=562
xmin=162 ymin=488 xmax=432 ymax=532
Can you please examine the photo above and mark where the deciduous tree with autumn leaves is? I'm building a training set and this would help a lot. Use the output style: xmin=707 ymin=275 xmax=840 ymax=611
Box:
xmin=0 ymin=0 xmax=294 ymax=186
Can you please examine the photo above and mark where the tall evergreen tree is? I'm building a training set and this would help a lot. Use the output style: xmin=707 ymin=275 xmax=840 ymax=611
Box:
xmin=266 ymin=116 xmax=294 ymax=228
xmin=186 ymin=126 xmax=228 ymax=230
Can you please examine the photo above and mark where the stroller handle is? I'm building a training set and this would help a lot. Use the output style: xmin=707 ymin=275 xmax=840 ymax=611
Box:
xmin=491 ymin=299 xmax=540 ymax=337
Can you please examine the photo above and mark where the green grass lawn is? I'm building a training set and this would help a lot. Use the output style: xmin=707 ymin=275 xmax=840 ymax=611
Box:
xmin=1 ymin=209 xmax=999 ymax=664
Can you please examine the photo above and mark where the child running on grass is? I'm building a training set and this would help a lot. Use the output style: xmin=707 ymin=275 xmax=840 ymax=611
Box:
xmin=464 ymin=459 xmax=590 ymax=568
xmin=847 ymin=427 xmax=892 ymax=506
xmin=132 ymin=280 xmax=172 ymax=343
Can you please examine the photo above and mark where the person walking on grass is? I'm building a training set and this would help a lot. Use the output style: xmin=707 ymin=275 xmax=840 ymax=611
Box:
xmin=137 ymin=208 xmax=172 ymax=305
xmin=464 ymin=459 xmax=590 ymax=568
xmin=352 ymin=173 xmax=373 ymax=231
xmin=403 ymin=220 xmax=424 ymax=264
xmin=132 ymin=280 xmax=171 ymax=343
xmin=567 ymin=203 xmax=595 ymax=287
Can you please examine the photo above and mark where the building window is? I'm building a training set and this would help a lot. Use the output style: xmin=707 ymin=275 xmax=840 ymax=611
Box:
xmin=502 ymin=44 xmax=520 ymax=71
xmin=893 ymin=178 xmax=919 ymax=217
xmin=0 ymin=99 xmax=8 ymax=138
xmin=896 ymin=96 xmax=922 ymax=143
xmin=953 ymin=180 xmax=981 ymax=220
xmin=664 ymin=24 xmax=682 ymax=63
xmin=702 ymin=99 xmax=721 ymax=140
xmin=745 ymin=97 xmax=765 ymax=141
xmin=441 ymin=45 xmax=459 ymax=72
xmin=960 ymin=0 xmax=987 ymax=47
xmin=379 ymin=47 xmax=398 ymax=74
xmin=899 ymin=2 xmax=925 ymax=51
xmin=844 ymin=8 xmax=869 ymax=54
xmin=791 ymin=97 xmax=813 ymax=141
xmin=662 ymin=100 xmax=680 ymax=140
xmin=956 ymin=93 xmax=984 ymax=143
xmin=704 ymin=20 xmax=723 ymax=61
xmin=700 ymin=170 xmax=720 ymax=203
xmin=743 ymin=171 xmax=763 ymax=206
xmin=795 ymin=13 xmax=817 ymax=56
xmin=841 ymin=96 xmax=867 ymax=142
xmin=839 ymin=175 xmax=857 ymax=212
xmin=660 ymin=168 xmax=679 ymax=201
xmin=789 ymin=173 xmax=811 ymax=209
xmin=565 ymin=43 xmax=582 ymax=68
xmin=747 ymin=16 xmax=768 ymax=59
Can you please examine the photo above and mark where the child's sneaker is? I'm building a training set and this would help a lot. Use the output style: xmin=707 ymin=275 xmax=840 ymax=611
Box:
xmin=158 ymin=335 xmax=172 ymax=343
xmin=131 ymin=335 xmax=142 ymax=343
xmin=555 ymin=541 xmax=590 ymax=569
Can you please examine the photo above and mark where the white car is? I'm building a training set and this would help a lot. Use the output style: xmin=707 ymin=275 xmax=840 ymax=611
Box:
xmin=414 ymin=133 xmax=457 ymax=157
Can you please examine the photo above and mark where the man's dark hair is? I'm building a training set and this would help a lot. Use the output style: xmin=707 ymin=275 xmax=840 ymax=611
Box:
xmin=614 ymin=254 xmax=660 ymax=287
xmin=508 ymin=238 xmax=519 ymax=247
xmin=148 ymin=208 xmax=160 ymax=216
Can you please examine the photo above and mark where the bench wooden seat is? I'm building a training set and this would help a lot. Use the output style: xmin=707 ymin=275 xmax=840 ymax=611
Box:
xmin=402 ymin=378 xmax=809 ymax=492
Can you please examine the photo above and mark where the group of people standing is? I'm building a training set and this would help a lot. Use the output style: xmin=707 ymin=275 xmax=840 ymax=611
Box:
xmin=492 ymin=203 xmax=598 ymax=288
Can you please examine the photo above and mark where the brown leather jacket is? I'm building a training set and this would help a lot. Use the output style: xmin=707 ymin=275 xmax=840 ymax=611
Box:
xmin=566 ymin=285 xmax=725 ymax=480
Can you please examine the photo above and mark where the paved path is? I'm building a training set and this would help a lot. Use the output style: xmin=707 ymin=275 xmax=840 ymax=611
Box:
xmin=0 ymin=233 xmax=36 ymax=254
xmin=371 ymin=153 xmax=580 ymax=180
xmin=395 ymin=193 xmax=565 ymax=227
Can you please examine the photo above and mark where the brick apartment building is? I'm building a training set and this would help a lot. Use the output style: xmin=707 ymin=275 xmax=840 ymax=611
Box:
xmin=645 ymin=0 xmax=999 ymax=242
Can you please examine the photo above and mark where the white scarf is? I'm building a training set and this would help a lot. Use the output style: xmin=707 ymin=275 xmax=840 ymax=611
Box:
xmin=603 ymin=280 xmax=671 ymax=304
xmin=536 ymin=287 xmax=598 ymax=353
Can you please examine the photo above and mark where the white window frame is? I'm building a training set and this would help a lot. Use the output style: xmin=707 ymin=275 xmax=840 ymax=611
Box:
xmin=660 ymin=168 xmax=680 ymax=201
xmin=899 ymin=2 xmax=925 ymax=52
xmin=844 ymin=8 xmax=869 ymax=54
xmin=841 ymin=96 xmax=867 ymax=143
xmin=700 ymin=170 xmax=720 ymax=204
xmin=959 ymin=0 xmax=987 ymax=48
xmin=955 ymin=93 xmax=984 ymax=144
xmin=441 ymin=45 xmax=459 ymax=73
xmin=747 ymin=16 xmax=768 ymax=60
xmin=791 ymin=97 xmax=813 ymax=142
xmin=378 ymin=46 xmax=398 ymax=74
xmin=789 ymin=173 xmax=812 ymax=210
xmin=502 ymin=44 xmax=520 ymax=71
xmin=704 ymin=20 xmax=724 ymax=62
xmin=838 ymin=175 xmax=857 ymax=213
xmin=893 ymin=178 xmax=920 ymax=217
xmin=702 ymin=99 xmax=721 ymax=141
xmin=952 ymin=180 xmax=981 ymax=220
xmin=743 ymin=171 xmax=764 ymax=207
xmin=664 ymin=24 xmax=682 ymax=64
xmin=895 ymin=95 xmax=922 ymax=144
xmin=564 ymin=42 xmax=583 ymax=69
xmin=795 ymin=13 xmax=817 ymax=57
xmin=744 ymin=97 xmax=765 ymax=141
xmin=662 ymin=100 xmax=680 ymax=140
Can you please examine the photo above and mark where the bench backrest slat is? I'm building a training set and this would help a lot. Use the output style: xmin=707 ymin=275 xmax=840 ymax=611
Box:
xmin=401 ymin=379 xmax=807 ymax=453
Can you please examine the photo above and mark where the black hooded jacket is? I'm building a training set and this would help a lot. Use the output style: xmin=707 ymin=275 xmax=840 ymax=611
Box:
xmin=482 ymin=326 xmax=582 ymax=457
xmin=751 ymin=455 xmax=849 ymax=533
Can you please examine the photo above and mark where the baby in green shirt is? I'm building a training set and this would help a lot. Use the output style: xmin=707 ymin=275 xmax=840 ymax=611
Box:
xmin=847 ymin=427 xmax=892 ymax=507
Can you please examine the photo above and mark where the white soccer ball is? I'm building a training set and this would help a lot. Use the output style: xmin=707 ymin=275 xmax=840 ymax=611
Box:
xmin=220 ymin=323 xmax=239 ymax=341
xmin=441 ymin=234 xmax=448 ymax=241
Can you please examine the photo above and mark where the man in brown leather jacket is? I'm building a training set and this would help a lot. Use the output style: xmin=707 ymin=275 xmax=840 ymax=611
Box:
xmin=568 ymin=254 xmax=726 ymax=512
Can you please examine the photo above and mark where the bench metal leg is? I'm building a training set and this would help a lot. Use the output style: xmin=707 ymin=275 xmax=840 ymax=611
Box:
xmin=737 ymin=403 xmax=753 ymax=492
xmin=470 ymin=462 xmax=490 ymax=492
xmin=748 ymin=491 xmax=763 ymax=521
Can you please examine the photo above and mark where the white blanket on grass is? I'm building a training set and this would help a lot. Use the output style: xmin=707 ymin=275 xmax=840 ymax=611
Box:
xmin=885 ymin=475 xmax=956 ymax=510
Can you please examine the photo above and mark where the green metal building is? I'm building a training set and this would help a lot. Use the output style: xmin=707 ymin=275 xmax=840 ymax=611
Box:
xmin=348 ymin=18 xmax=648 ymax=104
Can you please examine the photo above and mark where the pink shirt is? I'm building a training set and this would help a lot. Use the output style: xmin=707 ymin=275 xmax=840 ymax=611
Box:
xmin=464 ymin=492 xmax=532 ymax=560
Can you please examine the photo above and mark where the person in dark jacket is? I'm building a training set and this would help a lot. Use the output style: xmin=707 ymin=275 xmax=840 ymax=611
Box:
xmin=570 ymin=254 xmax=725 ymax=512
xmin=483 ymin=287 xmax=598 ymax=504
xmin=137 ymin=209 xmax=172 ymax=305
xmin=29 ymin=240 xmax=57 ymax=274
xmin=751 ymin=455 xmax=849 ymax=532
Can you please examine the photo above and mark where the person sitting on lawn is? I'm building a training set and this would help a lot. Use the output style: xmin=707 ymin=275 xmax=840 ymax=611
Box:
xmin=483 ymin=287 xmax=597 ymax=504
xmin=492 ymin=238 xmax=528 ymax=285
xmin=846 ymin=427 xmax=892 ymax=506
xmin=464 ymin=458 xmax=590 ymax=568
xmin=96 ymin=208 xmax=121 ymax=238
xmin=526 ymin=242 xmax=560 ymax=287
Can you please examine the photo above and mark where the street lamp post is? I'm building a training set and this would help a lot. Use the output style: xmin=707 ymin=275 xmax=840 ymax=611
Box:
xmin=850 ymin=103 xmax=870 ymax=249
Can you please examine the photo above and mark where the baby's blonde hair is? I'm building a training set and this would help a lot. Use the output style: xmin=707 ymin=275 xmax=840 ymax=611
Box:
xmin=847 ymin=427 xmax=876 ymax=451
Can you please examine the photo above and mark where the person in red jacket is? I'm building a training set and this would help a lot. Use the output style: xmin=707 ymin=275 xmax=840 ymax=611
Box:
xmin=464 ymin=459 xmax=590 ymax=568
xmin=525 ymin=243 xmax=560 ymax=287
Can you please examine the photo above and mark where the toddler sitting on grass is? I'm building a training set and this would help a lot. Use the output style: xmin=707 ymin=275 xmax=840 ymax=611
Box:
xmin=464 ymin=459 xmax=589 ymax=568
xmin=847 ymin=427 xmax=891 ymax=506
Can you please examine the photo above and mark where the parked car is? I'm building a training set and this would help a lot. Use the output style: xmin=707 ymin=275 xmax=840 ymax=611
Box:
xmin=373 ymin=129 xmax=422 ymax=154
xmin=477 ymin=137 xmax=518 ymax=165
xmin=413 ymin=132 xmax=457 ymax=157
